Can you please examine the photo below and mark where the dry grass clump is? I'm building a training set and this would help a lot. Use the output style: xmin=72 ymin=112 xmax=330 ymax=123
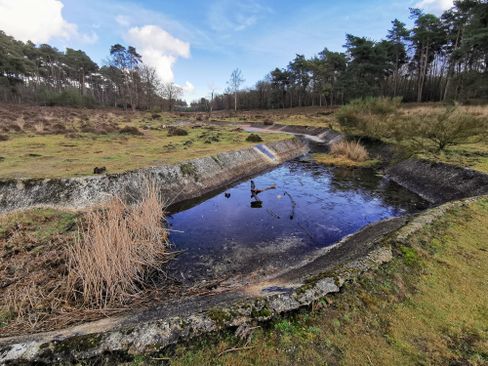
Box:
xmin=330 ymin=140 xmax=369 ymax=162
xmin=67 ymin=183 xmax=170 ymax=308
xmin=0 ymin=185 xmax=171 ymax=336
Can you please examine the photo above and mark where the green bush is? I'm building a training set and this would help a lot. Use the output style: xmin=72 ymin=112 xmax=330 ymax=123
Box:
xmin=246 ymin=133 xmax=263 ymax=143
xmin=336 ymin=97 xmax=402 ymax=138
xmin=396 ymin=106 xmax=487 ymax=151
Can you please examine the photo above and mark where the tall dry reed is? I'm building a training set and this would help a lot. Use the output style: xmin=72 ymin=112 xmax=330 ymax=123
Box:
xmin=330 ymin=140 xmax=369 ymax=162
xmin=68 ymin=182 xmax=169 ymax=308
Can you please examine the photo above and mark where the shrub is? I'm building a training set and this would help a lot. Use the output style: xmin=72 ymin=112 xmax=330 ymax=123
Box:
xmin=0 ymin=134 xmax=9 ymax=141
xmin=330 ymin=140 xmax=369 ymax=162
xmin=246 ymin=133 xmax=263 ymax=143
xmin=336 ymin=97 xmax=402 ymax=138
xmin=395 ymin=106 xmax=487 ymax=151
xmin=49 ymin=123 xmax=67 ymax=134
xmin=67 ymin=183 xmax=170 ymax=308
xmin=416 ymin=107 xmax=485 ymax=151
xmin=119 ymin=126 xmax=144 ymax=136
xmin=167 ymin=126 xmax=188 ymax=136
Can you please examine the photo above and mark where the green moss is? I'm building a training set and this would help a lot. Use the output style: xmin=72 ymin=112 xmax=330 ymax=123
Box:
xmin=207 ymin=308 xmax=232 ymax=326
xmin=49 ymin=333 xmax=102 ymax=354
xmin=399 ymin=245 xmax=419 ymax=266
xmin=251 ymin=305 xmax=272 ymax=319
xmin=274 ymin=319 xmax=298 ymax=334
xmin=179 ymin=162 xmax=198 ymax=180
xmin=0 ymin=208 xmax=77 ymax=242
xmin=0 ymin=308 xmax=14 ymax=328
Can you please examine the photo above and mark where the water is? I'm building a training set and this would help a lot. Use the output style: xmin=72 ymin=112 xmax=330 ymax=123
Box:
xmin=166 ymin=157 xmax=428 ymax=284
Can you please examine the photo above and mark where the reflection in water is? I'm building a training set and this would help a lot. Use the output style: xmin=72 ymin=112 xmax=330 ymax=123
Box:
xmin=166 ymin=157 xmax=429 ymax=284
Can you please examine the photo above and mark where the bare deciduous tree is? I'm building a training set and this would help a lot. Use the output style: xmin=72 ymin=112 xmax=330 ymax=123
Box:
xmin=227 ymin=68 xmax=244 ymax=112
xmin=207 ymin=83 xmax=217 ymax=118
xmin=138 ymin=65 xmax=160 ymax=109
xmin=160 ymin=82 xmax=183 ymax=112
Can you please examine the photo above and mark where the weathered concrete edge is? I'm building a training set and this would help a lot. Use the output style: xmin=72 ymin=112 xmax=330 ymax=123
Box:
xmin=2 ymin=196 xmax=484 ymax=364
xmin=385 ymin=158 xmax=488 ymax=204
xmin=0 ymin=138 xmax=308 ymax=213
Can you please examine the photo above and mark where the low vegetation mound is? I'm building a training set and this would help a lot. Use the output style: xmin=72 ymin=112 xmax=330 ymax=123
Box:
xmin=336 ymin=97 xmax=402 ymax=139
xmin=314 ymin=140 xmax=376 ymax=168
xmin=119 ymin=126 xmax=144 ymax=136
xmin=246 ymin=133 xmax=263 ymax=143
xmin=167 ymin=126 xmax=189 ymax=136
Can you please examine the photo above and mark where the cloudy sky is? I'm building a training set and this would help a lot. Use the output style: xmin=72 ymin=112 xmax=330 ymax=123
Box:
xmin=0 ymin=0 xmax=453 ymax=101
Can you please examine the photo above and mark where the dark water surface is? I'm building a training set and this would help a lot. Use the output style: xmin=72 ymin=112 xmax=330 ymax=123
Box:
xmin=166 ymin=157 xmax=428 ymax=284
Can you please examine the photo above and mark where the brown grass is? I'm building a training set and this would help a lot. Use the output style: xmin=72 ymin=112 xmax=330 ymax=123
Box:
xmin=330 ymin=140 xmax=369 ymax=162
xmin=67 ymin=183 xmax=170 ymax=308
xmin=0 ymin=183 xmax=172 ymax=335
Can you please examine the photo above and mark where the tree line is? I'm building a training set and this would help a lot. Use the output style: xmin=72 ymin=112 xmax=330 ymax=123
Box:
xmin=0 ymin=34 xmax=185 ymax=110
xmin=191 ymin=0 xmax=488 ymax=111
xmin=1 ymin=1 xmax=487 ymax=111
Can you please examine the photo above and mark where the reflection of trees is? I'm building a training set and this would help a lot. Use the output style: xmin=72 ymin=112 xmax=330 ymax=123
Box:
xmin=328 ymin=166 xmax=429 ymax=212
xmin=289 ymin=158 xmax=429 ymax=213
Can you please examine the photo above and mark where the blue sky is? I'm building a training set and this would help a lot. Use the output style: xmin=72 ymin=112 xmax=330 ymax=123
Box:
xmin=0 ymin=0 xmax=453 ymax=101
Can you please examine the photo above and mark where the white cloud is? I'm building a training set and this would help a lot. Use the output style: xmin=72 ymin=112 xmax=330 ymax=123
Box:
xmin=415 ymin=0 xmax=454 ymax=14
xmin=0 ymin=0 xmax=97 ymax=44
xmin=115 ymin=15 xmax=131 ymax=27
xmin=179 ymin=81 xmax=196 ymax=102
xmin=181 ymin=81 xmax=195 ymax=94
xmin=208 ymin=0 xmax=271 ymax=33
xmin=126 ymin=25 xmax=190 ymax=83
xmin=79 ymin=31 xmax=99 ymax=44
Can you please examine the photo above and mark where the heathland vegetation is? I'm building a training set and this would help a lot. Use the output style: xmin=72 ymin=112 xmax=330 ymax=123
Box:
xmin=0 ymin=1 xmax=487 ymax=364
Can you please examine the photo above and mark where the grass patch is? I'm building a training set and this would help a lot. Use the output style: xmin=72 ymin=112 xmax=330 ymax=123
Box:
xmin=163 ymin=198 xmax=488 ymax=366
xmin=313 ymin=153 xmax=380 ymax=168
xmin=417 ymin=141 xmax=488 ymax=174
xmin=0 ymin=127 xmax=290 ymax=179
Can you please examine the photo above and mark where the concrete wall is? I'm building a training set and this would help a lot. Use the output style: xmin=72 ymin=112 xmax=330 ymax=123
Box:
xmin=386 ymin=158 xmax=488 ymax=204
xmin=0 ymin=138 xmax=308 ymax=213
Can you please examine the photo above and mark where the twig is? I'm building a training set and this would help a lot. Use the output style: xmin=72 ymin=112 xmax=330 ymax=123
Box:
xmin=151 ymin=356 xmax=171 ymax=361
xmin=217 ymin=346 xmax=254 ymax=357
xmin=167 ymin=229 xmax=184 ymax=233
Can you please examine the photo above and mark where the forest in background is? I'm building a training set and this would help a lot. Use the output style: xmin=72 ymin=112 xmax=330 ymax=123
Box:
xmin=1 ymin=0 xmax=487 ymax=111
